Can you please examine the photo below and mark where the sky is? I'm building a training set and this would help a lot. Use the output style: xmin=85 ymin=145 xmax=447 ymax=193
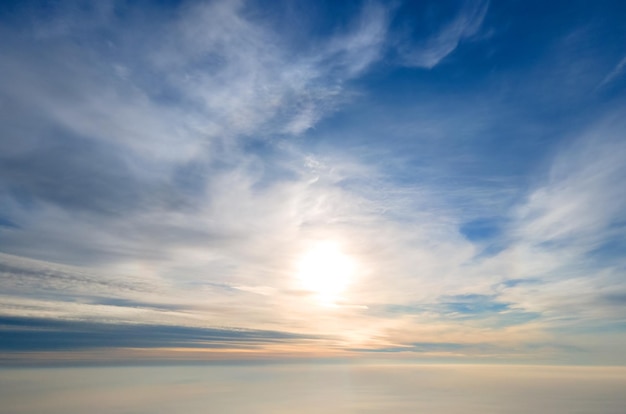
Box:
xmin=1 ymin=0 xmax=626 ymax=366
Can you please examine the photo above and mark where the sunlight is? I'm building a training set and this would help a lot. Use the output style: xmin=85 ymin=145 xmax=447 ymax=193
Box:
xmin=296 ymin=241 xmax=356 ymax=303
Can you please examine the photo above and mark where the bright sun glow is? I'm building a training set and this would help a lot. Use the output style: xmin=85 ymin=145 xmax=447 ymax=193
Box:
xmin=296 ymin=241 xmax=356 ymax=303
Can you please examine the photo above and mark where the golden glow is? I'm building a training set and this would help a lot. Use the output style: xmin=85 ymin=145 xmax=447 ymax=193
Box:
xmin=296 ymin=241 xmax=356 ymax=303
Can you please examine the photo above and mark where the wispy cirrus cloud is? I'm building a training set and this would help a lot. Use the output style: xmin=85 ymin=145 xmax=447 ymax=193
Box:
xmin=597 ymin=55 xmax=626 ymax=90
xmin=1 ymin=0 xmax=625 ymax=365
xmin=0 ymin=0 xmax=398 ymax=356
xmin=395 ymin=0 xmax=489 ymax=68
xmin=514 ymin=115 xmax=626 ymax=252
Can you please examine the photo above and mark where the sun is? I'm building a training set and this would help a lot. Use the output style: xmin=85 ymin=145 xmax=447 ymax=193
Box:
xmin=296 ymin=241 xmax=356 ymax=303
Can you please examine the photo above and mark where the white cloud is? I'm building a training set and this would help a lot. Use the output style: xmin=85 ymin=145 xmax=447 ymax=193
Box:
xmin=397 ymin=0 xmax=489 ymax=68
xmin=514 ymin=113 xmax=626 ymax=252
xmin=597 ymin=55 xmax=626 ymax=90
xmin=483 ymin=112 xmax=626 ymax=331
xmin=1 ymin=0 xmax=625 ymax=362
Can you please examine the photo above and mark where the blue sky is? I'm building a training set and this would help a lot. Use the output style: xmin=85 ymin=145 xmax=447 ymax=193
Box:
xmin=1 ymin=0 xmax=626 ymax=365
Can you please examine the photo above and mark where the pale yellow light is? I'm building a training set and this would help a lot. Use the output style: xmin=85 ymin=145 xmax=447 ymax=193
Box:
xmin=296 ymin=241 xmax=355 ymax=303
